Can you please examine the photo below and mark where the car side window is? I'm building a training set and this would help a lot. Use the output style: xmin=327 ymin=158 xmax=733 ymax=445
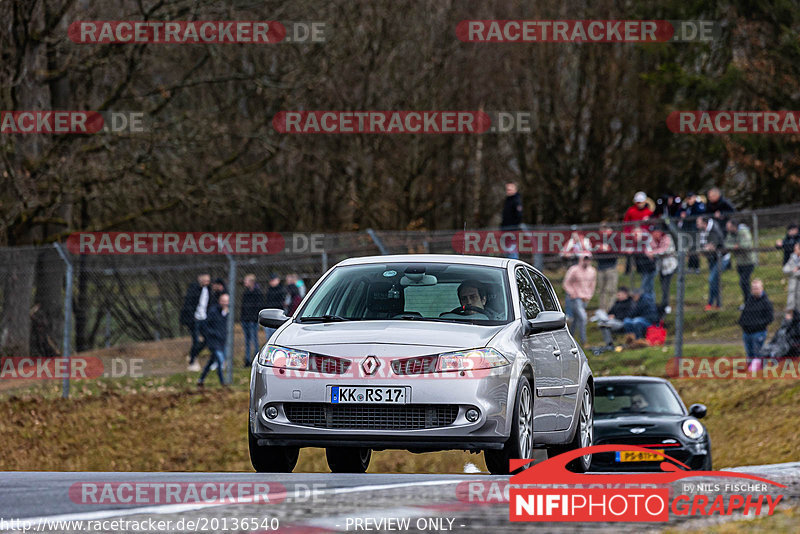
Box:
xmin=527 ymin=268 xmax=558 ymax=312
xmin=515 ymin=269 xmax=540 ymax=320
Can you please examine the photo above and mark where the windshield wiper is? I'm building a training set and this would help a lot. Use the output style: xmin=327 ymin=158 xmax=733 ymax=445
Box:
xmin=299 ymin=315 xmax=351 ymax=323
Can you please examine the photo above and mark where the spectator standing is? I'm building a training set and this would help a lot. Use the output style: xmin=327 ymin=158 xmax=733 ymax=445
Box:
xmin=180 ymin=273 xmax=210 ymax=371
xmin=562 ymin=253 xmax=597 ymax=345
xmin=198 ymin=293 xmax=230 ymax=387
xmin=284 ymin=273 xmax=303 ymax=316
xmin=680 ymin=192 xmax=706 ymax=273
xmin=501 ymin=182 xmax=523 ymax=259
xmin=705 ymin=187 xmax=736 ymax=230
xmin=623 ymin=289 xmax=659 ymax=339
xmin=725 ymin=219 xmax=757 ymax=306
xmin=598 ymin=287 xmax=634 ymax=346
xmin=775 ymin=223 xmax=800 ymax=266
xmin=623 ymin=192 xmax=653 ymax=274
xmin=696 ymin=215 xmax=725 ymax=310
xmin=264 ymin=273 xmax=289 ymax=340
xmin=738 ymin=279 xmax=773 ymax=361
xmin=783 ymin=242 xmax=800 ymax=312
xmin=651 ymin=226 xmax=677 ymax=312
xmin=632 ymin=226 xmax=656 ymax=300
xmin=595 ymin=223 xmax=619 ymax=312
xmin=241 ymin=274 xmax=265 ymax=367
xmin=210 ymin=278 xmax=226 ymax=307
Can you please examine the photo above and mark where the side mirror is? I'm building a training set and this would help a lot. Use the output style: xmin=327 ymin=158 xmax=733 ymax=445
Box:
xmin=259 ymin=308 xmax=290 ymax=329
xmin=527 ymin=311 xmax=567 ymax=333
xmin=688 ymin=403 xmax=707 ymax=419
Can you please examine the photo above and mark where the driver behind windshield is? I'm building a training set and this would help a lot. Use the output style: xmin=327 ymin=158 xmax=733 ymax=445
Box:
xmin=439 ymin=280 xmax=493 ymax=319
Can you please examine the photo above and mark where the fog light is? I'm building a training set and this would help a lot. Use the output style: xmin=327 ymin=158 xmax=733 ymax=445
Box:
xmin=465 ymin=409 xmax=480 ymax=422
xmin=265 ymin=406 xmax=279 ymax=419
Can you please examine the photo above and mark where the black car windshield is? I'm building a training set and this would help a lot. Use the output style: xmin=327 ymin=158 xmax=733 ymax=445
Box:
xmin=297 ymin=262 xmax=513 ymax=325
xmin=594 ymin=382 xmax=684 ymax=418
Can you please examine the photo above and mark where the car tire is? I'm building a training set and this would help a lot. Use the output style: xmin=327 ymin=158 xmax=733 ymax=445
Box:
xmin=484 ymin=377 xmax=534 ymax=475
xmin=248 ymin=427 xmax=299 ymax=473
xmin=546 ymin=384 xmax=593 ymax=473
xmin=326 ymin=447 xmax=372 ymax=473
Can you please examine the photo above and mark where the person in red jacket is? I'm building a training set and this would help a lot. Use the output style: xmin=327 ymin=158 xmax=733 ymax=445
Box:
xmin=623 ymin=191 xmax=653 ymax=232
xmin=623 ymin=191 xmax=653 ymax=275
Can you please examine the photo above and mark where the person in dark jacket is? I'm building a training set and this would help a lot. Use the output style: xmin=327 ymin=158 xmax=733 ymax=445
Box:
xmin=775 ymin=223 xmax=800 ymax=266
xmin=705 ymin=187 xmax=736 ymax=229
xmin=598 ymin=287 xmax=634 ymax=346
xmin=198 ymin=293 xmax=230 ymax=386
xmin=622 ymin=289 xmax=659 ymax=339
xmin=697 ymin=215 xmax=726 ymax=310
xmin=180 ymin=273 xmax=211 ymax=370
xmin=760 ymin=309 xmax=800 ymax=359
xmin=738 ymin=279 xmax=773 ymax=361
xmin=501 ymin=182 xmax=523 ymax=259
xmin=241 ymin=274 xmax=265 ymax=367
xmin=263 ymin=273 xmax=288 ymax=340
xmin=210 ymin=278 xmax=226 ymax=308
xmin=680 ymin=192 xmax=706 ymax=272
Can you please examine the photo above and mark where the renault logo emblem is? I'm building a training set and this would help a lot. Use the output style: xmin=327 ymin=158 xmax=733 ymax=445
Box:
xmin=361 ymin=355 xmax=380 ymax=375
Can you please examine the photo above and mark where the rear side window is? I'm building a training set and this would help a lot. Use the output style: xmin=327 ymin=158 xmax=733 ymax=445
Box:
xmin=528 ymin=269 xmax=558 ymax=311
xmin=515 ymin=269 xmax=540 ymax=319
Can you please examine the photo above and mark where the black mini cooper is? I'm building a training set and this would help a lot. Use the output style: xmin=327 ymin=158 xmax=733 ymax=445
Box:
xmin=591 ymin=376 xmax=711 ymax=471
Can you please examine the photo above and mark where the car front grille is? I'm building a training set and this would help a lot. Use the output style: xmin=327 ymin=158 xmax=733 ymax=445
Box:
xmin=283 ymin=403 xmax=459 ymax=430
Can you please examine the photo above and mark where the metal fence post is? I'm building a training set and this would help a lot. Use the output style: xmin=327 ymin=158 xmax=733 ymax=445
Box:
xmin=53 ymin=243 xmax=73 ymax=399
xmin=672 ymin=229 xmax=686 ymax=361
xmin=225 ymin=254 xmax=236 ymax=385
xmin=366 ymin=228 xmax=389 ymax=255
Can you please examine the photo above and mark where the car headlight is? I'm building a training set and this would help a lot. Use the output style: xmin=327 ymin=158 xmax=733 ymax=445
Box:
xmin=682 ymin=419 xmax=705 ymax=440
xmin=436 ymin=348 xmax=510 ymax=372
xmin=258 ymin=345 xmax=309 ymax=370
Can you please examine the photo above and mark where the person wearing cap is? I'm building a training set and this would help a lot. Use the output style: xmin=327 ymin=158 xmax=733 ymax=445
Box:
xmin=680 ymin=192 xmax=706 ymax=273
xmin=623 ymin=192 xmax=653 ymax=232
xmin=562 ymin=253 xmax=597 ymax=345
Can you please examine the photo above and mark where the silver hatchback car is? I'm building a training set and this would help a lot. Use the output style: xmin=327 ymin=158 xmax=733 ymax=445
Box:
xmin=249 ymin=254 xmax=593 ymax=474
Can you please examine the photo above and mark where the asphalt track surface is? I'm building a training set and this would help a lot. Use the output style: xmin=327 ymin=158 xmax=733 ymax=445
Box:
xmin=1 ymin=462 xmax=798 ymax=533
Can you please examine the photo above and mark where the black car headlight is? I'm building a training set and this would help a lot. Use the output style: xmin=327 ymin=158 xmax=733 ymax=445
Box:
xmin=682 ymin=418 xmax=705 ymax=440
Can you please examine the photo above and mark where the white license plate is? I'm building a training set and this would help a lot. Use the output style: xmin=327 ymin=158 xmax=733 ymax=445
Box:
xmin=330 ymin=386 xmax=407 ymax=404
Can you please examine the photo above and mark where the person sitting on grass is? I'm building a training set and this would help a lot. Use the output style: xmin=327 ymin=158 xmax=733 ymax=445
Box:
xmin=598 ymin=287 xmax=634 ymax=347
xmin=622 ymin=288 xmax=658 ymax=340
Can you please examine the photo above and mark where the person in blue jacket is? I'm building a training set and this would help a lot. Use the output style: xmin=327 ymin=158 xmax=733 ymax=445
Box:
xmin=622 ymin=289 xmax=659 ymax=339
xmin=198 ymin=293 xmax=230 ymax=387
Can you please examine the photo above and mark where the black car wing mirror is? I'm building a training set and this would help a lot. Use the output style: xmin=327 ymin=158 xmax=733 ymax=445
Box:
xmin=528 ymin=311 xmax=566 ymax=333
xmin=259 ymin=308 xmax=290 ymax=329
xmin=688 ymin=403 xmax=707 ymax=419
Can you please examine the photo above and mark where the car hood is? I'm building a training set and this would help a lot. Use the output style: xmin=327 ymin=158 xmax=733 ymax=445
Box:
xmin=273 ymin=320 xmax=506 ymax=356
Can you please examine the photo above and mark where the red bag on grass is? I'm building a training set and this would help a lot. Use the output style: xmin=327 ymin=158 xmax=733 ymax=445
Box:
xmin=646 ymin=323 xmax=667 ymax=346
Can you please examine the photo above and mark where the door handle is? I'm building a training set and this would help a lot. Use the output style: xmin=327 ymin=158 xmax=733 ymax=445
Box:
xmin=552 ymin=350 xmax=561 ymax=358
xmin=570 ymin=348 xmax=579 ymax=355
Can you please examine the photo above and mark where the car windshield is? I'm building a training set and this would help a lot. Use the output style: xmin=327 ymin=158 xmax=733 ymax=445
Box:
xmin=297 ymin=262 xmax=513 ymax=325
xmin=594 ymin=382 xmax=684 ymax=418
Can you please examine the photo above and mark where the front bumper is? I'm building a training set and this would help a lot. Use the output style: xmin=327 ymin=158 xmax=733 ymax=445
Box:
xmin=591 ymin=434 xmax=711 ymax=471
xmin=249 ymin=362 xmax=516 ymax=451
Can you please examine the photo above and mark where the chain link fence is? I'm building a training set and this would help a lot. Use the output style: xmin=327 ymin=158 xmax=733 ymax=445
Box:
xmin=1 ymin=203 xmax=798 ymax=395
